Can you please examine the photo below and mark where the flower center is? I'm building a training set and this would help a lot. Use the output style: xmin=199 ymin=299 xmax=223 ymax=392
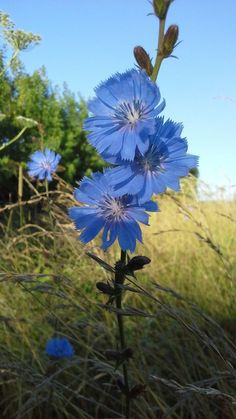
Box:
xmin=41 ymin=160 xmax=51 ymax=170
xmin=135 ymin=144 xmax=167 ymax=173
xmin=142 ymin=158 xmax=152 ymax=171
xmin=100 ymin=196 xmax=125 ymax=221
xmin=126 ymin=108 xmax=140 ymax=124
xmin=114 ymin=100 xmax=144 ymax=126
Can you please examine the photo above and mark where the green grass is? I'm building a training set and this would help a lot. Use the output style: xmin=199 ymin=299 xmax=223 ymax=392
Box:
xmin=1 ymin=177 xmax=236 ymax=418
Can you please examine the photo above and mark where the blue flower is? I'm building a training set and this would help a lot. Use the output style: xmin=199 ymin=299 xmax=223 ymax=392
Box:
xmin=83 ymin=69 xmax=165 ymax=161
xmin=106 ymin=118 xmax=199 ymax=203
xmin=68 ymin=171 xmax=158 ymax=252
xmin=46 ymin=337 xmax=74 ymax=358
xmin=27 ymin=148 xmax=61 ymax=181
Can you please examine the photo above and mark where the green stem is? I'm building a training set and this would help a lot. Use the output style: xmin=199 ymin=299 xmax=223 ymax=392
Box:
xmin=0 ymin=126 xmax=28 ymax=152
xmin=0 ymin=49 xmax=19 ymax=78
xmin=151 ymin=18 xmax=166 ymax=82
xmin=121 ymin=249 xmax=126 ymax=264
xmin=45 ymin=179 xmax=49 ymax=198
xmin=43 ymin=379 xmax=54 ymax=419
xmin=115 ymin=250 xmax=130 ymax=419
xmin=18 ymin=163 xmax=24 ymax=227
xmin=45 ymin=179 xmax=57 ymax=255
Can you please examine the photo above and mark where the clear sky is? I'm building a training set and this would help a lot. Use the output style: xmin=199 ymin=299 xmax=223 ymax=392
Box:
xmin=1 ymin=0 xmax=236 ymax=197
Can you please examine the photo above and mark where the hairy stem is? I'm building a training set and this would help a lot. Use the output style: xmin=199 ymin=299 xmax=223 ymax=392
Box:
xmin=151 ymin=18 xmax=166 ymax=81
xmin=115 ymin=249 xmax=130 ymax=418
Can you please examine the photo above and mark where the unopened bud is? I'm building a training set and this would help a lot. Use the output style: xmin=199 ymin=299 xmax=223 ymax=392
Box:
xmin=126 ymin=256 xmax=151 ymax=274
xmin=133 ymin=46 xmax=153 ymax=76
xmin=162 ymin=25 xmax=179 ymax=57
xmin=122 ymin=347 xmax=133 ymax=359
xmin=117 ymin=378 xmax=127 ymax=395
xmin=105 ymin=347 xmax=133 ymax=362
xmin=153 ymin=0 xmax=172 ymax=20
xmin=129 ymin=383 xmax=146 ymax=399
xmin=105 ymin=350 xmax=120 ymax=361
xmin=96 ymin=282 xmax=114 ymax=295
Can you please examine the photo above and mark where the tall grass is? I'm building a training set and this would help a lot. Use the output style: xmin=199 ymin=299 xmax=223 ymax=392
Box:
xmin=0 ymin=176 xmax=236 ymax=418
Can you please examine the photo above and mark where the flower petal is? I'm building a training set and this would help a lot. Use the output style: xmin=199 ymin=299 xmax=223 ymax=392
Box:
xmin=79 ymin=217 xmax=105 ymax=244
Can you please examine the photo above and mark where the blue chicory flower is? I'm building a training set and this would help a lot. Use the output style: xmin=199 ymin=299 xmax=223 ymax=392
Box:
xmin=68 ymin=171 xmax=158 ymax=252
xmin=46 ymin=337 xmax=74 ymax=358
xmin=83 ymin=69 xmax=165 ymax=161
xmin=105 ymin=118 xmax=199 ymax=203
xmin=27 ymin=148 xmax=61 ymax=181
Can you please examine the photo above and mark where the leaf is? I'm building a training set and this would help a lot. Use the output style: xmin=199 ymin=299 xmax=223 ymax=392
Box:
xmin=86 ymin=252 xmax=114 ymax=273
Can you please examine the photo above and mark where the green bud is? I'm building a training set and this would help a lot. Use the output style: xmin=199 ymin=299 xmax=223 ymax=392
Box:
xmin=126 ymin=256 xmax=151 ymax=273
xmin=162 ymin=25 xmax=179 ymax=57
xmin=153 ymin=0 xmax=172 ymax=20
xmin=133 ymin=46 xmax=153 ymax=76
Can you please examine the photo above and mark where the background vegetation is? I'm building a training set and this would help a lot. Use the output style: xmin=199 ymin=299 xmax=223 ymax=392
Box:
xmin=1 ymin=177 xmax=236 ymax=418
xmin=0 ymin=12 xmax=105 ymax=203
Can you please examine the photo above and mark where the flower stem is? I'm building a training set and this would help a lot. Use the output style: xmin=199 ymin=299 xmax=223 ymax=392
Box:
xmin=18 ymin=163 xmax=24 ymax=227
xmin=45 ymin=179 xmax=49 ymax=198
xmin=115 ymin=250 xmax=130 ymax=418
xmin=0 ymin=126 xmax=28 ymax=152
xmin=0 ymin=49 xmax=19 ymax=78
xmin=45 ymin=179 xmax=57 ymax=255
xmin=151 ymin=18 xmax=166 ymax=82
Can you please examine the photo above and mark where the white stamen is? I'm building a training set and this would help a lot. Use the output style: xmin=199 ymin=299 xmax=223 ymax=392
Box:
xmin=127 ymin=110 xmax=140 ymax=124
xmin=143 ymin=159 xmax=151 ymax=171
xmin=101 ymin=197 xmax=125 ymax=221
xmin=41 ymin=160 xmax=51 ymax=170
xmin=109 ymin=200 xmax=124 ymax=218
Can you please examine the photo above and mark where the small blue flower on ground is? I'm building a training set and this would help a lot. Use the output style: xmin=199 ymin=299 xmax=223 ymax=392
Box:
xmin=46 ymin=337 xmax=74 ymax=358
xmin=84 ymin=69 xmax=165 ymax=161
xmin=27 ymin=148 xmax=61 ymax=181
xmin=105 ymin=118 xmax=199 ymax=203
xmin=68 ymin=171 xmax=158 ymax=252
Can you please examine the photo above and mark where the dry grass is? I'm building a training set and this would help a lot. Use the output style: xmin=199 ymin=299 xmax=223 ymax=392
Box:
xmin=0 ymin=176 xmax=236 ymax=418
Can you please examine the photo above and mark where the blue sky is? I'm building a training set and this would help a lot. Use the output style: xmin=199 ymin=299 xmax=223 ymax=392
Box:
xmin=1 ymin=0 xmax=236 ymax=197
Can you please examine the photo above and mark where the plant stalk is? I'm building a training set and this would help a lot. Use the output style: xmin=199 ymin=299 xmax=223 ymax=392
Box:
xmin=115 ymin=249 xmax=130 ymax=418
xmin=0 ymin=126 xmax=28 ymax=152
xmin=45 ymin=179 xmax=49 ymax=198
xmin=151 ymin=18 xmax=166 ymax=81
xmin=0 ymin=49 xmax=19 ymax=78
xmin=18 ymin=163 xmax=24 ymax=227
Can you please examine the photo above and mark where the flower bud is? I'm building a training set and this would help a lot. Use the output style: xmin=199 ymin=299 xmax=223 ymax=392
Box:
xmin=162 ymin=25 xmax=179 ymax=57
xmin=153 ymin=0 xmax=172 ymax=20
xmin=96 ymin=282 xmax=114 ymax=295
xmin=117 ymin=378 xmax=127 ymax=395
xmin=105 ymin=349 xmax=121 ymax=361
xmin=126 ymin=256 xmax=151 ymax=273
xmin=105 ymin=347 xmax=133 ymax=362
xmin=129 ymin=383 xmax=146 ymax=399
xmin=133 ymin=46 xmax=153 ymax=76
xmin=122 ymin=347 xmax=133 ymax=359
